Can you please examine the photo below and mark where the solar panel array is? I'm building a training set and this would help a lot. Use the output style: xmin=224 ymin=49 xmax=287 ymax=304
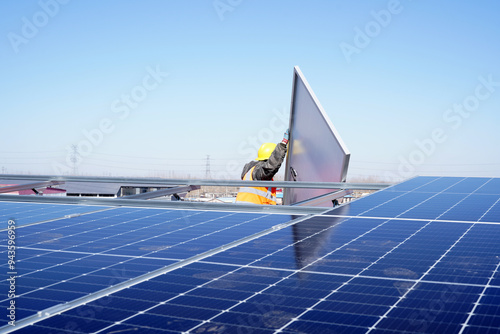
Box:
xmin=0 ymin=202 xmax=108 ymax=228
xmin=1 ymin=176 xmax=500 ymax=333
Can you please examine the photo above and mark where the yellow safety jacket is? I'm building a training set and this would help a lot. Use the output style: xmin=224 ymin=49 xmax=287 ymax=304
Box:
xmin=235 ymin=166 xmax=277 ymax=205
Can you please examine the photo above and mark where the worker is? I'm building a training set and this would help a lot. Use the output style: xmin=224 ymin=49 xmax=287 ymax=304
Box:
xmin=235 ymin=129 xmax=289 ymax=205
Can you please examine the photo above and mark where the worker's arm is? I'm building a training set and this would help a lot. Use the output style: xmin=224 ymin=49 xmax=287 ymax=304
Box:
xmin=253 ymin=130 xmax=288 ymax=180
xmin=252 ymin=142 xmax=287 ymax=180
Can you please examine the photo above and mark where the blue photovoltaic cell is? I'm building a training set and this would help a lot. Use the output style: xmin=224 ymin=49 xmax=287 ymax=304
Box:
xmin=397 ymin=193 xmax=469 ymax=220
xmin=410 ymin=177 xmax=466 ymax=193
xmin=2 ymin=176 xmax=500 ymax=333
xmin=328 ymin=189 xmax=401 ymax=216
xmin=323 ymin=176 xmax=500 ymax=223
xmin=0 ymin=201 xmax=108 ymax=227
xmin=361 ymin=221 xmax=472 ymax=279
xmin=442 ymin=177 xmax=492 ymax=194
xmin=358 ymin=191 xmax=435 ymax=218
xmin=480 ymin=200 xmax=500 ymax=222
xmin=250 ymin=217 xmax=428 ymax=274
xmin=22 ymin=218 xmax=492 ymax=332
xmin=425 ymin=224 xmax=500 ymax=285
xmin=25 ymin=262 xmax=349 ymax=333
xmin=439 ymin=194 xmax=500 ymax=221
xmin=384 ymin=175 xmax=437 ymax=192
xmin=474 ymin=178 xmax=500 ymax=195
xmin=465 ymin=287 xmax=500 ymax=333
xmin=0 ymin=204 xmax=296 ymax=329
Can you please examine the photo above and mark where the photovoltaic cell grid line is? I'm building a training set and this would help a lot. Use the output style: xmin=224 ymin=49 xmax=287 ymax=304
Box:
xmin=3 ymin=176 xmax=500 ymax=333
xmin=323 ymin=176 xmax=500 ymax=223
xmin=0 ymin=206 xmax=297 ymax=331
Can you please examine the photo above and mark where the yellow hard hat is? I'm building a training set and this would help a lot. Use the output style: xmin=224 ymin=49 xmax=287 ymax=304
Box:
xmin=256 ymin=143 xmax=276 ymax=161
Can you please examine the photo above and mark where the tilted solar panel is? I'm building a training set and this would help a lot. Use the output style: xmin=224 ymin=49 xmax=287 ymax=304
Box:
xmin=283 ymin=66 xmax=350 ymax=206
xmin=2 ymin=176 xmax=500 ymax=333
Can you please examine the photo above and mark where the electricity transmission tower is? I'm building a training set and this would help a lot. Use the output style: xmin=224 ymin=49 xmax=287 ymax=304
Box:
xmin=205 ymin=155 xmax=211 ymax=179
xmin=70 ymin=145 xmax=79 ymax=175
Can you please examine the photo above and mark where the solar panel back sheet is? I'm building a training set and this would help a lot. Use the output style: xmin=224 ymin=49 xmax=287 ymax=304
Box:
xmin=283 ymin=66 xmax=350 ymax=206
xmin=2 ymin=176 xmax=500 ymax=333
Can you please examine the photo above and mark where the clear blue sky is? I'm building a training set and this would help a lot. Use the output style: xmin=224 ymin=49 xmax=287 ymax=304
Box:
xmin=1 ymin=0 xmax=499 ymax=182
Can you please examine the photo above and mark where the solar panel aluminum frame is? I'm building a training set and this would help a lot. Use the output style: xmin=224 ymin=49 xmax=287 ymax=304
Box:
xmin=120 ymin=185 xmax=200 ymax=199
xmin=0 ymin=194 xmax=328 ymax=215
xmin=284 ymin=66 xmax=351 ymax=206
xmin=0 ymin=181 xmax=64 ymax=194
xmin=292 ymin=189 xmax=353 ymax=207
xmin=0 ymin=175 xmax=388 ymax=190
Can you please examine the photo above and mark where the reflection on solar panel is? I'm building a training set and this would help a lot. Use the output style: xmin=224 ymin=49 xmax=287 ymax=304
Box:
xmin=2 ymin=176 xmax=500 ymax=333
